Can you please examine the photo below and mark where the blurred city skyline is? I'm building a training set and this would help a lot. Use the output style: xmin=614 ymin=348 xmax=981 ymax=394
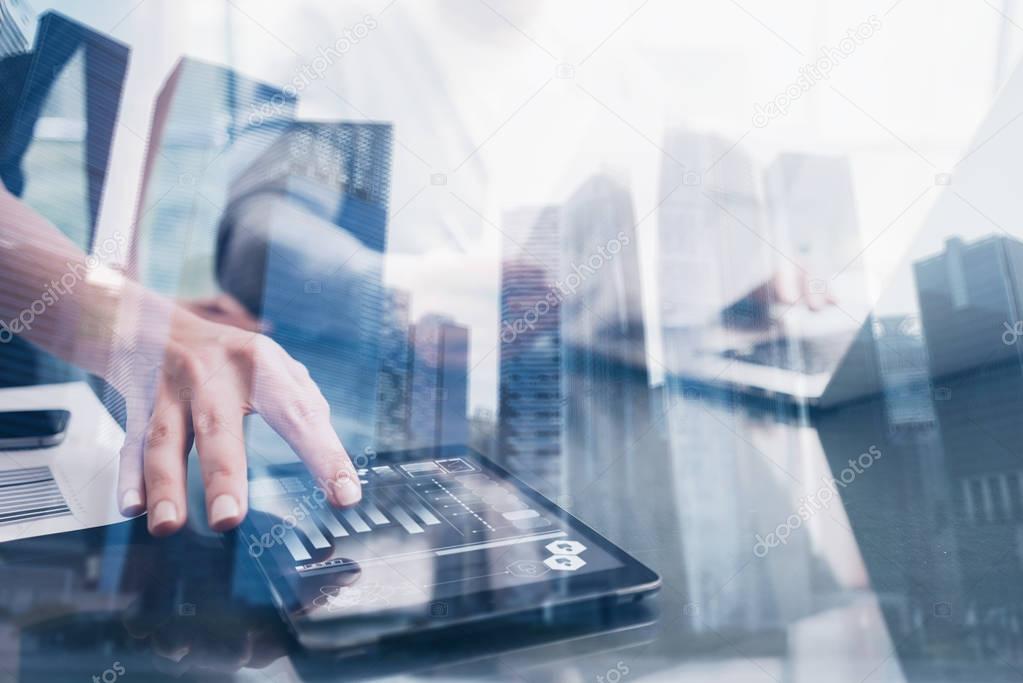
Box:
xmin=11 ymin=6 xmax=1023 ymax=673
xmin=19 ymin=0 xmax=1023 ymax=419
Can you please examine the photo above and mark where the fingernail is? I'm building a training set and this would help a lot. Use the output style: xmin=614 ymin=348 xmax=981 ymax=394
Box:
xmin=209 ymin=494 xmax=240 ymax=528
xmin=121 ymin=489 xmax=143 ymax=515
xmin=334 ymin=472 xmax=362 ymax=506
xmin=150 ymin=500 xmax=179 ymax=530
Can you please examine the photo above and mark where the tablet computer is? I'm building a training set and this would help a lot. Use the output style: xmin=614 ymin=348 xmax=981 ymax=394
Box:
xmin=239 ymin=446 xmax=660 ymax=649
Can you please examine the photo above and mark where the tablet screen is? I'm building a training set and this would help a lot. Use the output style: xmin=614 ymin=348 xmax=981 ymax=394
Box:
xmin=243 ymin=452 xmax=627 ymax=622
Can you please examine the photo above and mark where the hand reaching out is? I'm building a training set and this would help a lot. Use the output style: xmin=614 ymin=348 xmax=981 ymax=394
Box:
xmin=117 ymin=307 xmax=361 ymax=535
xmin=0 ymin=186 xmax=360 ymax=536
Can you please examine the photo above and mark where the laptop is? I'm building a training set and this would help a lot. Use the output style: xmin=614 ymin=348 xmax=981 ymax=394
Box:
xmin=684 ymin=41 xmax=1023 ymax=409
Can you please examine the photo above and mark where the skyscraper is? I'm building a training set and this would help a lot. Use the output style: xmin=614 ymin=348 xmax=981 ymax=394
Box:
xmin=915 ymin=235 xmax=1023 ymax=381
xmin=560 ymin=173 xmax=653 ymax=506
xmin=498 ymin=206 xmax=562 ymax=489
xmin=657 ymin=129 xmax=768 ymax=335
xmin=654 ymin=131 xmax=794 ymax=632
xmin=909 ymin=237 xmax=1023 ymax=621
xmin=0 ymin=12 xmax=127 ymax=391
xmin=555 ymin=173 xmax=682 ymax=584
xmin=130 ymin=57 xmax=295 ymax=297
xmin=915 ymin=235 xmax=1023 ymax=543
xmin=5 ymin=12 xmax=127 ymax=248
xmin=408 ymin=314 xmax=469 ymax=450
xmin=220 ymin=121 xmax=394 ymax=457
xmin=469 ymin=407 xmax=498 ymax=460
xmin=870 ymin=315 xmax=934 ymax=428
xmin=0 ymin=0 xmax=34 ymax=58
xmin=113 ymin=57 xmax=296 ymax=443
xmin=374 ymin=287 xmax=412 ymax=450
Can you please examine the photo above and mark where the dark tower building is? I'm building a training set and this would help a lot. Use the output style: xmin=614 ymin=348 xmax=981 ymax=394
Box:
xmin=218 ymin=121 xmax=394 ymax=457
xmin=498 ymin=206 xmax=562 ymax=490
xmin=408 ymin=314 xmax=470 ymax=450
xmin=560 ymin=174 xmax=653 ymax=502
xmin=375 ymin=287 xmax=412 ymax=450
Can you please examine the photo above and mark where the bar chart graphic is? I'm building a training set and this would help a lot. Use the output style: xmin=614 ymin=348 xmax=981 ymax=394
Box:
xmin=249 ymin=460 xmax=556 ymax=570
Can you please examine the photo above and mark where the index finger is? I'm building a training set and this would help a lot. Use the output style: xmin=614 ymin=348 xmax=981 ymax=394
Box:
xmin=248 ymin=347 xmax=360 ymax=506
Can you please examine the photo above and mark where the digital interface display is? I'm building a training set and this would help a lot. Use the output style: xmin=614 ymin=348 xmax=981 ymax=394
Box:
xmin=244 ymin=455 xmax=623 ymax=621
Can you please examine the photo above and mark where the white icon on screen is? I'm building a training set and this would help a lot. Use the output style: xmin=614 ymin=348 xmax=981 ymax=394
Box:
xmin=545 ymin=554 xmax=586 ymax=571
xmin=546 ymin=540 xmax=586 ymax=556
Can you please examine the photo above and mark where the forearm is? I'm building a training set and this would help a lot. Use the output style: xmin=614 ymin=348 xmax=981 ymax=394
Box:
xmin=0 ymin=186 xmax=361 ymax=534
xmin=0 ymin=185 xmax=175 ymax=388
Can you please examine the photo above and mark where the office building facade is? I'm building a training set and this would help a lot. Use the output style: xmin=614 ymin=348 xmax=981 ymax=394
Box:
xmin=0 ymin=12 xmax=127 ymax=391
xmin=915 ymin=235 xmax=1023 ymax=379
xmin=374 ymin=287 xmax=412 ymax=450
xmin=560 ymin=174 xmax=653 ymax=502
xmin=655 ymin=132 xmax=803 ymax=633
xmin=657 ymin=129 xmax=768 ymax=332
xmin=498 ymin=205 xmax=562 ymax=490
xmin=914 ymin=234 xmax=1023 ymax=614
xmin=0 ymin=0 xmax=33 ymax=57
xmin=131 ymin=57 xmax=295 ymax=297
xmin=408 ymin=314 xmax=469 ymax=450
xmin=238 ymin=122 xmax=394 ymax=457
